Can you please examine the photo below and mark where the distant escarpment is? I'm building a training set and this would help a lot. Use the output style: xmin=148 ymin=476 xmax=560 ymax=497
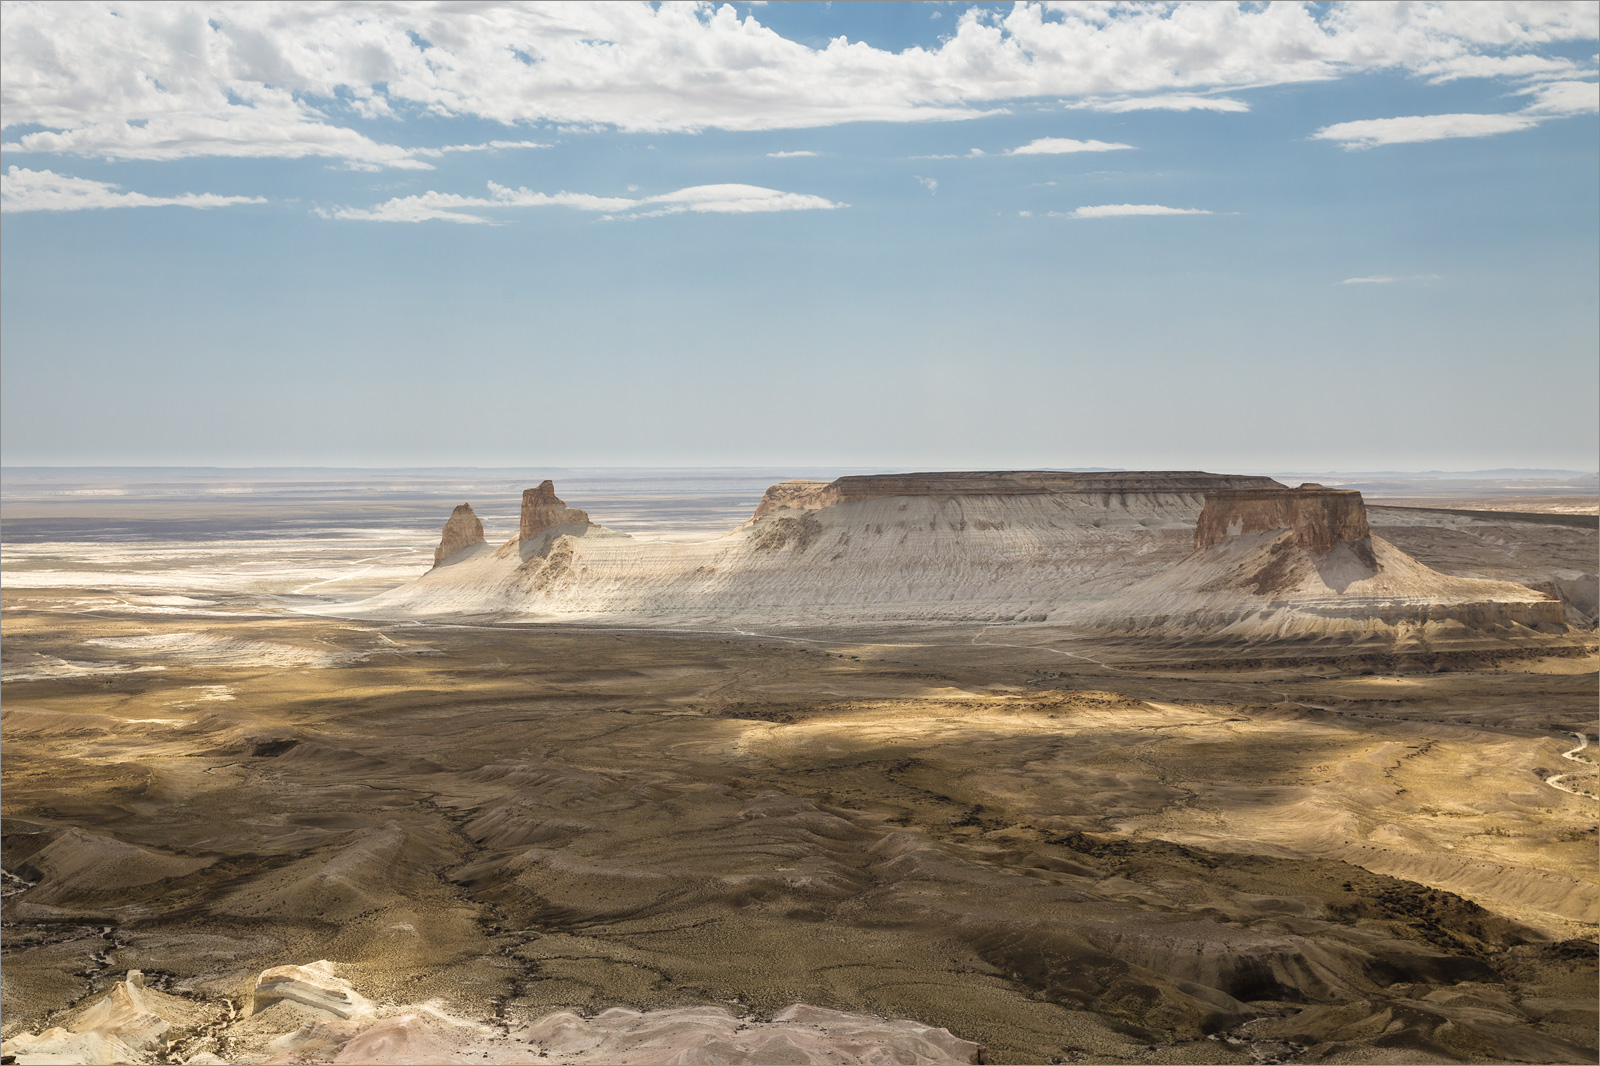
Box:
xmin=343 ymin=471 xmax=1564 ymax=640
xmin=433 ymin=503 xmax=486 ymax=567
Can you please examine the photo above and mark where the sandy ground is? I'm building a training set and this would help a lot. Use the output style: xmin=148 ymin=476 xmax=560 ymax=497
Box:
xmin=1 ymin=478 xmax=1595 ymax=1064
xmin=2 ymin=602 xmax=1595 ymax=1064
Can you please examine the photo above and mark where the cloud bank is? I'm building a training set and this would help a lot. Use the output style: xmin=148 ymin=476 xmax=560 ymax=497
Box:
xmin=1 ymin=2 xmax=1594 ymax=169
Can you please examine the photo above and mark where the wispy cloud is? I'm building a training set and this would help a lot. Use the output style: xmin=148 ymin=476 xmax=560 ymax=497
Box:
xmin=918 ymin=139 xmax=1129 ymax=160
xmin=1058 ymin=204 xmax=1211 ymax=219
xmin=0 ymin=166 xmax=264 ymax=213
xmin=915 ymin=176 xmax=938 ymax=194
xmin=410 ymin=140 xmax=551 ymax=158
xmin=1006 ymin=137 xmax=1134 ymax=155
xmin=1314 ymin=80 xmax=1597 ymax=148
xmin=1420 ymin=54 xmax=1583 ymax=84
xmin=766 ymin=150 xmax=818 ymax=158
xmin=1314 ymin=112 xmax=1542 ymax=148
xmin=1340 ymin=274 xmax=1441 ymax=285
xmin=1518 ymin=79 xmax=1600 ymax=116
xmin=322 ymin=182 xmax=845 ymax=224
xmin=1069 ymin=94 xmax=1249 ymax=113
xmin=0 ymin=104 xmax=435 ymax=171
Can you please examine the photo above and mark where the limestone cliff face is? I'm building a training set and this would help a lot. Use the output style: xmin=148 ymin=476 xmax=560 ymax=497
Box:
xmin=1194 ymin=485 xmax=1372 ymax=556
xmin=433 ymin=504 xmax=485 ymax=567
xmin=750 ymin=471 xmax=1284 ymax=520
xmin=829 ymin=471 xmax=1281 ymax=502
xmin=520 ymin=481 xmax=591 ymax=542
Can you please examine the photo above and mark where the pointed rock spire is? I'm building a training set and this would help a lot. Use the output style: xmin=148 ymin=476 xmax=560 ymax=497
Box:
xmin=433 ymin=503 xmax=486 ymax=567
xmin=519 ymin=481 xmax=591 ymax=542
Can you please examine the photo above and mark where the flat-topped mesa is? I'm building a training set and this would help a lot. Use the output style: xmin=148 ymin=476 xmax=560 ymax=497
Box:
xmin=750 ymin=471 xmax=1284 ymax=519
xmin=520 ymin=480 xmax=591 ymax=542
xmin=433 ymin=503 xmax=486 ymax=567
xmin=1194 ymin=484 xmax=1372 ymax=555
xmin=838 ymin=471 xmax=1283 ymax=500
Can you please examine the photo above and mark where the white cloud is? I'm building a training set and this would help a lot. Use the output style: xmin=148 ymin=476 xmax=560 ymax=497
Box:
xmin=0 ymin=166 xmax=264 ymax=212
xmin=1 ymin=2 xmax=1595 ymax=167
xmin=1418 ymin=53 xmax=1583 ymax=83
xmin=411 ymin=140 xmax=551 ymax=158
xmin=1313 ymin=77 xmax=1596 ymax=149
xmin=1341 ymin=274 xmax=1441 ymax=285
xmin=1069 ymin=94 xmax=1250 ymax=113
xmin=767 ymin=150 xmax=818 ymax=158
xmin=1313 ymin=112 xmax=1541 ymax=148
xmin=1059 ymin=204 xmax=1212 ymax=219
xmin=323 ymin=181 xmax=845 ymax=224
xmin=1518 ymin=79 xmax=1600 ymax=115
xmin=635 ymin=183 xmax=843 ymax=217
xmin=916 ymin=176 xmax=938 ymax=193
xmin=1 ymin=97 xmax=435 ymax=170
xmin=1006 ymin=137 xmax=1133 ymax=155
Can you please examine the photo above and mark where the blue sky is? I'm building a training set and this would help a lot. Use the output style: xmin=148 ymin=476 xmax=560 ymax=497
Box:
xmin=2 ymin=1 xmax=1596 ymax=471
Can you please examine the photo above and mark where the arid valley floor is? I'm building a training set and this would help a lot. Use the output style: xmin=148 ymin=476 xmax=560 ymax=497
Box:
xmin=2 ymin=471 xmax=1596 ymax=1065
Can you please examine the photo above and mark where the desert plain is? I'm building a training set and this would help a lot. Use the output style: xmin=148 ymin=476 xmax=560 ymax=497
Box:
xmin=1 ymin=469 xmax=1595 ymax=1065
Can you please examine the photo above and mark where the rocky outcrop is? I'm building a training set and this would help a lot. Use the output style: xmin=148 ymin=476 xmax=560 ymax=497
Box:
xmin=520 ymin=481 xmax=591 ymax=542
xmin=751 ymin=479 xmax=832 ymax=520
xmin=0 ymin=970 xmax=214 ymax=1064
xmin=433 ymin=503 xmax=485 ymax=567
xmin=250 ymin=960 xmax=374 ymax=1020
xmin=1085 ymin=486 xmax=1568 ymax=637
xmin=1195 ymin=485 xmax=1372 ymax=556
xmin=1 ymin=964 xmax=985 ymax=1065
xmin=518 ymin=1003 xmax=985 ymax=1065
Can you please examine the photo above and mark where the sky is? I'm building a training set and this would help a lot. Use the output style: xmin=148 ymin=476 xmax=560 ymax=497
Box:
xmin=1 ymin=0 xmax=1596 ymax=473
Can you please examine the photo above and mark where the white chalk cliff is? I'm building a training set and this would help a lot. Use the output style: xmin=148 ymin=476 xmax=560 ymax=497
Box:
xmin=341 ymin=472 xmax=1562 ymax=636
